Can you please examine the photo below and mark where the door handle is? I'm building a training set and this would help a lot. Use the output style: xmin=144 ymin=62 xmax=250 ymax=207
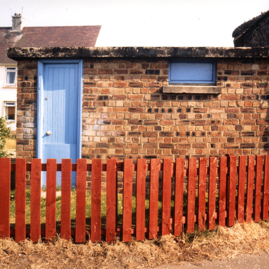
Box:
xmin=46 ymin=131 xmax=52 ymax=135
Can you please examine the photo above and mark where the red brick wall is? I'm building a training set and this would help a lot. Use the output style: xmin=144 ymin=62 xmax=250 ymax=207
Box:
xmin=16 ymin=58 xmax=269 ymax=161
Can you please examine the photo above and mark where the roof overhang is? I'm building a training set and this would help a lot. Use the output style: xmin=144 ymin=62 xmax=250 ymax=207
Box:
xmin=7 ymin=46 xmax=269 ymax=60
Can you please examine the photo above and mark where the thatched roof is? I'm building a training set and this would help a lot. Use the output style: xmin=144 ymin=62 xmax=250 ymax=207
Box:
xmin=232 ymin=10 xmax=269 ymax=38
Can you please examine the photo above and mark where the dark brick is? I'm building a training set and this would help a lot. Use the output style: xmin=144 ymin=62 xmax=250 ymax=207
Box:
xmin=224 ymin=70 xmax=239 ymax=75
xmin=128 ymin=120 xmax=142 ymax=125
xmin=128 ymin=108 xmax=143 ymax=113
xmin=241 ymin=70 xmax=255 ymax=75
xmin=151 ymin=95 xmax=161 ymax=100
xmin=217 ymin=76 xmax=228 ymax=81
xmin=129 ymin=82 xmax=144 ymax=87
xmin=227 ymin=113 xmax=236 ymax=119
xmin=144 ymin=120 xmax=158 ymax=125
xmin=145 ymin=70 xmax=160 ymax=75
xmin=160 ymin=143 xmax=174 ymax=148
xmin=242 ymin=83 xmax=254 ymax=88
xmin=160 ymin=132 xmax=173 ymax=137
xmin=242 ymin=132 xmax=255 ymax=136
xmin=128 ymin=132 xmax=141 ymax=136
xmin=144 ymin=155 xmax=157 ymax=159
xmin=193 ymin=108 xmax=207 ymax=113
xmin=241 ymin=143 xmax=255 ymax=148
xmin=235 ymin=125 xmax=243 ymax=131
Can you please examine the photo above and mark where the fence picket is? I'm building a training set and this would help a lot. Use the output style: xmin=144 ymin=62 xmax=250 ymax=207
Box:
xmin=219 ymin=156 xmax=227 ymax=227
xmin=263 ymin=155 xmax=269 ymax=220
xmin=61 ymin=159 xmax=72 ymax=240
xmin=106 ymin=159 xmax=117 ymax=243
xmin=75 ymin=159 xmax=87 ymax=243
xmin=0 ymin=158 xmax=11 ymax=239
xmin=30 ymin=159 xmax=41 ymax=242
xmin=228 ymin=156 xmax=236 ymax=227
xmin=91 ymin=159 xmax=102 ymax=242
xmin=187 ymin=157 xmax=196 ymax=233
xmin=111 ymin=157 xmax=118 ymax=230
xmin=246 ymin=156 xmax=254 ymax=223
xmin=198 ymin=157 xmax=206 ymax=231
xmin=238 ymin=155 xmax=246 ymax=223
xmin=208 ymin=157 xmax=217 ymax=230
xmin=174 ymin=158 xmax=184 ymax=236
xmin=45 ymin=159 xmax=57 ymax=241
xmin=161 ymin=159 xmax=172 ymax=236
xmin=15 ymin=158 xmax=26 ymax=242
xmin=255 ymin=156 xmax=262 ymax=222
xmin=149 ymin=159 xmax=159 ymax=239
xmin=136 ymin=159 xmax=146 ymax=241
xmin=122 ymin=159 xmax=133 ymax=242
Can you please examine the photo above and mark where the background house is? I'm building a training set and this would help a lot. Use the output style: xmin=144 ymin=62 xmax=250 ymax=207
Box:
xmin=0 ymin=14 xmax=22 ymax=131
xmin=233 ymin=10 xmax=269 ymax=47
xmin=0 ymin=13 xmax=101 ymax=131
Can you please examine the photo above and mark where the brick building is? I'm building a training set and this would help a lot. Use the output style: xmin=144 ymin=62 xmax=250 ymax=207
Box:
xmin=7 ymin=47 xmax=269 ymax=164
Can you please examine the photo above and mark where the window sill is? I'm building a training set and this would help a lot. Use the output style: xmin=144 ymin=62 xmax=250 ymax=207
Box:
xmin=2 ymin=85 xmax=16 ymax=89
xmin=163 ymin=85 xmax=221 ymax=94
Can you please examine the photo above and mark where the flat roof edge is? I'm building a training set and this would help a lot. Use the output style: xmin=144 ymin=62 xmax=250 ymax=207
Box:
xmin=7 ymin=46 xmax=269 ymax=60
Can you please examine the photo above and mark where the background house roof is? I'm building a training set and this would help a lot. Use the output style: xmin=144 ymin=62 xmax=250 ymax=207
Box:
xmin=0 ymin=28 xmax=21 ymax=63
xmin=232 ymin=10 xmax=269 ymax=39
xmin=0 ymin=25 xmax=101 ymax=64
xmin=15 ymin=26 xmax=101 ymax=47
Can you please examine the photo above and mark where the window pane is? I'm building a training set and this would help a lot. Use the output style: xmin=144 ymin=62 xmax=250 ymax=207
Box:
xmin=5 ymin=102 xmax=15 ymax=106
xmin=169 ymin=61 xmax=215 ymax=84
xmin=5 ymin=106 xmax=15 ymax=120
xmin=6 ymin=70 xmax=16 ymax=84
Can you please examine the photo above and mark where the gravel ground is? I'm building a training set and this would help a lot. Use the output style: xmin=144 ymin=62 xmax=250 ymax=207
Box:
xmin=155 ymin=252 xmax=269 ymax=269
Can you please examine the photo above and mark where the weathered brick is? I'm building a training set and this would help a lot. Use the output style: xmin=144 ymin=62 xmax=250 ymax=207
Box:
xmin=16 ymin=58 xmax=269 ymax=163
xmin=128 ymin=108 xmax=144 ymax=113
xmin=160 ymin=143 xmax=174 ymax=148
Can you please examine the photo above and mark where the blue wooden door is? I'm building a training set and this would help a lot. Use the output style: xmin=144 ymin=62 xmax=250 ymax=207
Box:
xmin=37 ymin=60 xmax=83 ymax=186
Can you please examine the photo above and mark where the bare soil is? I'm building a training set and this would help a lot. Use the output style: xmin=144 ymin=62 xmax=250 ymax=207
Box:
xmin=1 ymin=221 xmax=269 ymax=268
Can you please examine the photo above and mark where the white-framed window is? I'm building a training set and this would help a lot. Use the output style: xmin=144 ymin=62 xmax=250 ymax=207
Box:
xmin=4 ymin=102 xmax=16 ymax=121
xmin=6 ymin=67 xmax=16 ymax=85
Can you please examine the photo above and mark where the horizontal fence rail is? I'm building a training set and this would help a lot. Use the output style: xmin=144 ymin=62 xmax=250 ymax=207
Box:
xmin=0 ymin=155 xmax=269 ymax=243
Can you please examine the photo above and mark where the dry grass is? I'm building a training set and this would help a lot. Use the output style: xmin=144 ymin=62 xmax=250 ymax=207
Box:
xmin=1 ymin=221 xmax=269 ymax=268
xmin=4 ymin=138 xmax=16 ymax=150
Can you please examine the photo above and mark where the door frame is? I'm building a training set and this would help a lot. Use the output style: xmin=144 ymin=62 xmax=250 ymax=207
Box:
xmin=37 ymin=59 xmax=83 ymax=161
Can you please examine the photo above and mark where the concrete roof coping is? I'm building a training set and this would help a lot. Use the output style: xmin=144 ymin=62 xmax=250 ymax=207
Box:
xmin=7 ymin=46 xmax=269 ymax=60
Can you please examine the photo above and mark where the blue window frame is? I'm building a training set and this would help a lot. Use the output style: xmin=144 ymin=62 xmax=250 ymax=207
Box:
xmin=169 ymin=60 xmax=216 ymax=84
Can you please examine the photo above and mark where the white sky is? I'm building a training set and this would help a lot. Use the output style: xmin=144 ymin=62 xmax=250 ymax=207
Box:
xmin=0 ymin=0 xmax=269 ymax=47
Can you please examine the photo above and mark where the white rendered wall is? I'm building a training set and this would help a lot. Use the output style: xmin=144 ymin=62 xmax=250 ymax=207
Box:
xmin=0 ymin=64 xmax=17 ymax=131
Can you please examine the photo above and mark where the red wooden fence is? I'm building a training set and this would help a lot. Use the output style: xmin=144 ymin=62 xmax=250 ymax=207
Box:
xmin=0 ymin=155 xmax=269 ymax=243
